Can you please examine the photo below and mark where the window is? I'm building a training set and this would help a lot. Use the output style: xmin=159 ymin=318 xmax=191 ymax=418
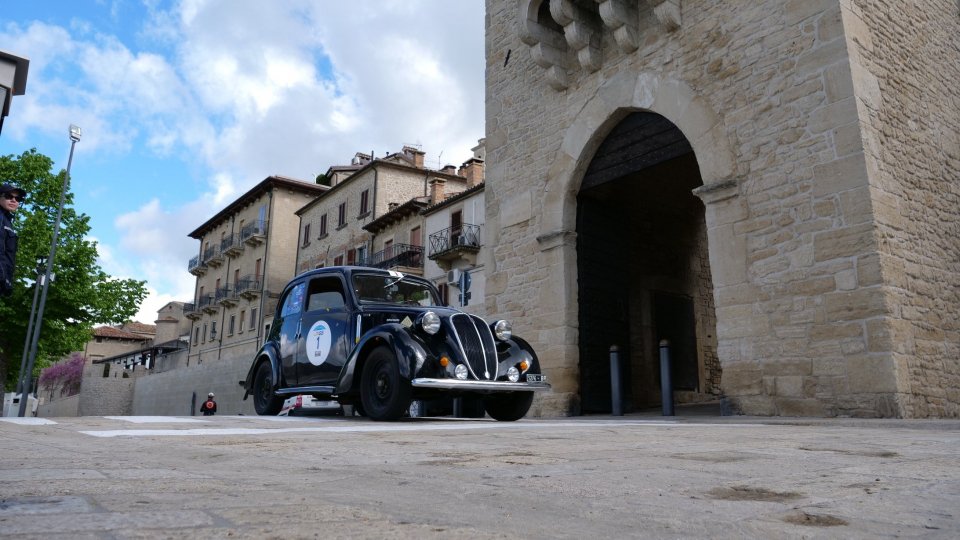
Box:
xmin=347 ymin=248 xmax=356 ymax=265
xmin=228 ymin=315 xmax=235 ymax=335
xmin=302 ymin=223 xmax=311 ymax=247
xmin=202 ymin=323 xmax=208 ymax=342
xmin=438 ymin=283 xmax=449 ymax=306
xmin=280 ymin=283 xmax=306 ymax=318
xmin=357 ymin=245 xmax=367 ymax=265
xmin=194 ymin=326 xmax=200 ymax=345
xmin=306 ymin=277 xmax=346 ymax=311
xmin=333 ymin=254 xmax=344 ymax=266
xmin=410 ymin=226 xmax=421 ymax=247
xmin=234 ymin=268 xmax=240 ymax=287
xmin=250 ymin=308 xmax=258 ymax=329
xmin=384 ymin=239 xmax=394 ymax=259
xmin=338 ymin=202 xmax=347 ymax=227
xmin=102 ymin=363 xmax=110 ymax=378
xmin=255 ymin=259 xmax=262 ymax=279
xmin=210 ymin=321 xmax=217 ymax=341
xmin=359 ymin=189 xmax=370 ymax=216
xmin=319 ymin=214 xmax=327 ymax=237
xmin=451 ymin=210 xmax=463 ymax=243
xmin=239 ymin=310 xmax=245 ymax=333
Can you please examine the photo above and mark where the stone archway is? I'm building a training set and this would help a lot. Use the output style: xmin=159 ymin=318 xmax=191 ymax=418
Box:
xmin=535 ymin=71 xmax=742 ymax=414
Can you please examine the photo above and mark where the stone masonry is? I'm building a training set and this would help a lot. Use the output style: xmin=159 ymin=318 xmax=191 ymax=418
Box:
xmin=484 ymin=0 xmax=959 ymax=417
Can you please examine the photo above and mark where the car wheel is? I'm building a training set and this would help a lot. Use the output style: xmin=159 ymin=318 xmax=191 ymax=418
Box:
xmin=253 ymin=361 xmax=283 ymax=415
xmin=360 ymin=346 xmax=411 ymax=421
xmin=482 ymin=392 xmax=534 ymax=422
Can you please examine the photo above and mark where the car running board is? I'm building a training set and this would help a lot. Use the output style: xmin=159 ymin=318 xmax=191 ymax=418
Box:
xmin=275 ymin=386 xmax=336 ymax=396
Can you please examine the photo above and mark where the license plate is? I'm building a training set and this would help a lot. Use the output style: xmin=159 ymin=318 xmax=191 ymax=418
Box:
xmin=526 ymin=374 xmax=547 ymax=383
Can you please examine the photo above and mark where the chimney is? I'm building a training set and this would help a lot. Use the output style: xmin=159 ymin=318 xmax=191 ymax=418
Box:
xmin=402 ymin=145 xmax=425 ymax=168
xmin=429 ymin=178 xmax=447 ymax=205
xmin=459 ymin=157 xmax=485 ymax=188
xmin=388 ymin=202 xmax=400 ymax=211
xmin=441 ymin=164 xmax=457 ymax=175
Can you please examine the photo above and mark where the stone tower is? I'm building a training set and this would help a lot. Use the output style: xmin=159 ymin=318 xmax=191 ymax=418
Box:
xmin=484 ymin=0 xmax=960 ymax=417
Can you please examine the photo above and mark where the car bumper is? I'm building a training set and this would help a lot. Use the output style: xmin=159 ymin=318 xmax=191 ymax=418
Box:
xmin=411 ymin=378 xmax=551 ymax=392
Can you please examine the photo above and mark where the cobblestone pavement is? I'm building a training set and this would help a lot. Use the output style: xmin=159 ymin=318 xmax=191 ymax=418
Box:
xmin=1 ymin=412 xmax=958 ymax=539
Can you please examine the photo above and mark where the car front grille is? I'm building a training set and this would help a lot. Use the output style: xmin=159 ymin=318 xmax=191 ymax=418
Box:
xmin=450 ymin=314 xmax=497 ymax=380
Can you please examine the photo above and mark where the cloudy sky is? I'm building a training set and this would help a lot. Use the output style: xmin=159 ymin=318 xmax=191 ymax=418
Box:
xmin=1 ymin=0 xmax=485 ymax=323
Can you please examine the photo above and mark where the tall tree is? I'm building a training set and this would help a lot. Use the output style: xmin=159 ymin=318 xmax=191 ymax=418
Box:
xmin=0 ymin=149 xmax=148 ymax=390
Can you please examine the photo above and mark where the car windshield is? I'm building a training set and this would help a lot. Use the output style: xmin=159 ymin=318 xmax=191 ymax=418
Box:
xmin=352 ymin=273 xmax=439 ymax=306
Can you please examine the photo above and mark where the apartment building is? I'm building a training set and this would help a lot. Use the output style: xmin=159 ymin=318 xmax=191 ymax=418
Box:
xmin=295 ymin=146 xmax=468 ymax=273
xmin=185 ymin=175 xmax=329 ymax=364
xmin=422 ymin=181 xmax=486 ymax=313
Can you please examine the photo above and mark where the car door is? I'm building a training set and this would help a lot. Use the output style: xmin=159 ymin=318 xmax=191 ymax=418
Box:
xmin=296 ymin=275 xmax=350 ymax=386
xmin=277 ymin=281 xmax=306 ymax=385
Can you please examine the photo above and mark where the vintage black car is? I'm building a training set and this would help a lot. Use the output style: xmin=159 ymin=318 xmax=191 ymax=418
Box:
xmin=241 ymin=266 xmax=550 ymax=421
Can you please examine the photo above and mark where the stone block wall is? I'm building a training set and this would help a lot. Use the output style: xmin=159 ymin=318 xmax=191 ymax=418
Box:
xmin=485 ymin=0 xmax=958 ymax=417
xmin=133 ymin=354 xmax=255 ymax=416
xmin=841 ymin=0 xmax=960 ymax=417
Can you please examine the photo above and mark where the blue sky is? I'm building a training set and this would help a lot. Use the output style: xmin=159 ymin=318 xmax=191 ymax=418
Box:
xmin=1 ymin=0 xmax=485 ymax=323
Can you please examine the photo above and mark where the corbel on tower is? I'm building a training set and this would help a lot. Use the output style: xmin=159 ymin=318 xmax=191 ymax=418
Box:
xmin=596 ymin=0 xmax=639 ymax=53
xmin=550 ymin=0 xmax=603 ymax=72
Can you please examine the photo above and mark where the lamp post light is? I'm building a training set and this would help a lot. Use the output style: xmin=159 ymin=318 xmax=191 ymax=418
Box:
xmin=17 ymin=125 xmax=81 ymax=417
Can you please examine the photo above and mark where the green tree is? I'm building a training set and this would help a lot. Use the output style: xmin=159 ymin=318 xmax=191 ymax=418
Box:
xmin=0 ymin=149 xmax=148 ymax=390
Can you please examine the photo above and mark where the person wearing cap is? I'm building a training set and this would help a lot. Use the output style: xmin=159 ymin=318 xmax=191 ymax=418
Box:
xmin=1 ymin=183 xmax=26 ymax=297
xmin=201 ymin=392 xmax=218 ymax=416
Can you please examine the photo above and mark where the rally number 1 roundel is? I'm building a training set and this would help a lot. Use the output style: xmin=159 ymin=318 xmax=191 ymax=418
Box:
xmin=305 ymin=320 xmax=332 ymax=366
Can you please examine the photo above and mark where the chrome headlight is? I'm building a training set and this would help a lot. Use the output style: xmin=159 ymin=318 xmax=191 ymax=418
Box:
xmin=454 ymin=364 xmax=469 ymax=380
xmin=493 ymin=319 xmax=512 ymax=341
xmin=420 ymin=311 xmax=440 ymax=335
xmin=507 ymin=366 xmax=520 ymax=382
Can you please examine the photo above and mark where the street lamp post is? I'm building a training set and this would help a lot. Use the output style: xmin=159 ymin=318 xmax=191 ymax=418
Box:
xmin=15 ymin=257 xmax=47 ymax=396
xmin=17 ymin=125 xmax=81 ymax=417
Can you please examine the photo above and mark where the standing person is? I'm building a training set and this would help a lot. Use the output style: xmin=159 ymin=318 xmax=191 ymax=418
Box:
xmin=202 ymin=392 xmax=218 ymax=416
xmin=0 ymin=183 xmax=26 ymax=298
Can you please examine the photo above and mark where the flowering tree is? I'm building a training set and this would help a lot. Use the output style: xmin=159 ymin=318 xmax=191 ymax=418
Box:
xmin=38 ymin=353 xmax=86 ymax=398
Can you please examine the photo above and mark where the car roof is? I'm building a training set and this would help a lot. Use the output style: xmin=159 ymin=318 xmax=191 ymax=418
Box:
xmin=294 ymin=265 xmax=429 ymax=282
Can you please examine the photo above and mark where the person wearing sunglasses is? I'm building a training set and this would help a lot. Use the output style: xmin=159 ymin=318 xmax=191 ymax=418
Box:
xmin=1 ymin=182 xmax=27 ymax=297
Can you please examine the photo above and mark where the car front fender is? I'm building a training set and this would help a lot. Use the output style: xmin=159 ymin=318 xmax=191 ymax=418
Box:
xmin=335 ymin=323 xmax=429 ymax=396
xmin=242 ymin=343 xmax=282 ymax=400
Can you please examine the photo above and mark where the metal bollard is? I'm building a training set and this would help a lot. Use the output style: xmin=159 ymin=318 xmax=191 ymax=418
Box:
xmin=659 ymin=340 xmax=675 ymax=416
xmin=610 ymin=345 xmax=623 ymax=416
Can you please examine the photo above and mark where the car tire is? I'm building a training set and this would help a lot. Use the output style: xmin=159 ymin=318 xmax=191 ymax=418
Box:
xmin=252 ymin=361 xmax=283 ymax=416
xmin=360 ymin=346 xmax=411 ymax=421
xmin=482 ymin=392 xmax=534 ymax=422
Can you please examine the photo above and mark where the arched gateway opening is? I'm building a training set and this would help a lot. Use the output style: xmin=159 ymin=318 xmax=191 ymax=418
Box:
xmin=577 ymin=112 xmax=720 ymax=413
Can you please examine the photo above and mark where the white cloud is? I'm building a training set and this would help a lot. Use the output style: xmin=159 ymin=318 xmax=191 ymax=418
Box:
xmin=5 ymin=0 xmax=485 ymax=315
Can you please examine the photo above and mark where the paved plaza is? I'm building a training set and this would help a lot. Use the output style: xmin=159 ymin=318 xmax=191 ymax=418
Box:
xmin=1 ymin=411 xmax=958 ymax=538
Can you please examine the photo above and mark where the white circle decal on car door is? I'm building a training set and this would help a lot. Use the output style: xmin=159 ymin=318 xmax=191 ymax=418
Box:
xmin=305 ymin=320 xmax=332 ymax=366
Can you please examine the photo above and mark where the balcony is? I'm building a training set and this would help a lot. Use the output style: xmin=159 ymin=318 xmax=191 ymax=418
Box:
xmin=187 ymin=255 xmax=206 ymax=276
xmin=235 ymin=275 xmax=263 ymax=300
xmin=428 ymin=224 xmax=481 ymax=269
xmin=198 ymin=293 xmax=219 ymax=314
xmin=216 ymin=285 xmax=237 ymax=307
xmin=222 ymin=233 xmax=244 ymax=257
xmin=241 ymin=220 xmax=268 ymax=246
xmin=203 ymin=244 xmax=224 ymax=268
xmin=364 ymin=243 xmax=424 ymax=274
xmin=183 ymin=302 xmax=201 ymax=321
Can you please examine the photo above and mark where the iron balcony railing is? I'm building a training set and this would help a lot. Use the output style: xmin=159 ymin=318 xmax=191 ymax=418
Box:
xmin=235 ymin=274 xmax=263 ymax=296
xmin=364 ymin=243 xmax=424 ymax=270
xmin=428 ymin=224 xmax=481 ymax=258
xmin=197 ymin=293 xmax=216 ymax=309
xmin=215 ymin=285 xmax=234 ymax=304
xmin=221 ymin=233 xmax=243 ymax=256
xmin=240 ymin=220 xmax=268 ymax=242
xmin=182 ymin=303 xmax=196 ymax=314
xmin=201 ymin=244 xmax=220 ymax=264
xmin=187 ymin=255 xmax=202 ymax=272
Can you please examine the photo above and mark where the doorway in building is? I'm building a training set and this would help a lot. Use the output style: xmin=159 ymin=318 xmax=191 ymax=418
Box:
xmin=577 ymin=112 xmax=719 ymax=413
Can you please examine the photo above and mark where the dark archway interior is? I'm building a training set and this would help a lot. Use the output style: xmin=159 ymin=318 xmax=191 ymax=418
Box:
xmin=577 ymin=112 xmax=720 ymax=413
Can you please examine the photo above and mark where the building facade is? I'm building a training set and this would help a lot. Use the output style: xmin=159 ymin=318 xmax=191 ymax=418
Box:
xmin=186 ymin=176 xmax=329 ymax=365
xmin=423 ymin=183 xmax=487 ymax=314
xmin=485 ymin=0 xmax=960 ymax=417
xmin=296 ymin=146 xmax=469 ymax=273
